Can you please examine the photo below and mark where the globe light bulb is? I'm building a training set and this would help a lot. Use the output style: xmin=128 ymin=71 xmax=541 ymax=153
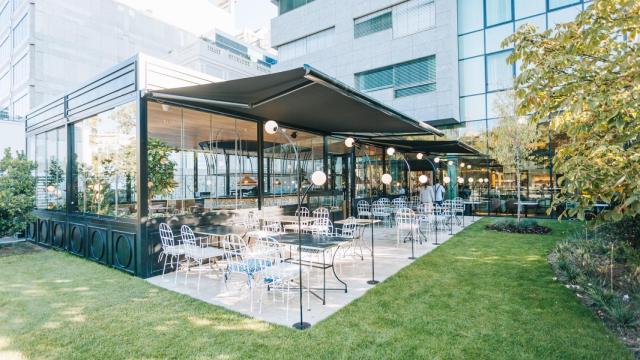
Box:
xmin=460 ymin=162 xmax=465 ymax=168
xmin=311 ymin=171 xmax=327 ymax=186
xmin=264 ymin=120 xmax=279 ymax=135
xmin=447 ymin=160 xmax=453 ymax=166
xmin=381 ymin=173 xmax=392 ymax=185
xmin=418 ymin=175 xmax=428 ymax=184
xmin=344 ymin=137 xmax=355 ymax=148
xmin=467 ymin=164 xmax=471 ymax=169
xmin=457 ymin=177 xmax=464 ymax=184
xmin=416 ymin=153 xmax=424 ymax=160
xmin=443 ymin=176 xmax=451 ymax=184
xmin=434 ymin=157 xmax=440 ymax=163
xmin=386 ymin=147 xmax=395 ymax=156
xmin=468 ymin=177 xmax=474 ymax=183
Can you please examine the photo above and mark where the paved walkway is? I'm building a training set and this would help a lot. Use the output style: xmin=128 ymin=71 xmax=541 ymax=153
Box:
xmin=148 ymin=216 xmax=478 ymax=327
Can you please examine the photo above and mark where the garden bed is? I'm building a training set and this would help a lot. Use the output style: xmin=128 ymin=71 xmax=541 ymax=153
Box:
xmin=486 ymin=218 xmax=552 ymax=234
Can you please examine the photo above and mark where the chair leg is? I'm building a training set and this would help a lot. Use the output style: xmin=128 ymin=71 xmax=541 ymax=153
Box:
xmin=174 ymin=255 xmax=179 ymax=284
xmin=184 ymin=258 xmax=190 ymax=285
xmin=161 ymin=253 xmax=168 ymax=278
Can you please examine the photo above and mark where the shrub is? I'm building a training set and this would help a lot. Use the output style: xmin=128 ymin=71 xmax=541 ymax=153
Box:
xmin=486 ymin=218 xmax=551 ymax=234
xmin=604 ymin=297 xmax=639 ymax=330
xmin=0 ymin=149 xmax=36 ymax=237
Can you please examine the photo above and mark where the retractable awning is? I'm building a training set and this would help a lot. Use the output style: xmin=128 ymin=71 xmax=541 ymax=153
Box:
xmin=147 ymin=65 xmax=443 ymax=137
xmin=363 ymin=139 xmax=479 ymax=155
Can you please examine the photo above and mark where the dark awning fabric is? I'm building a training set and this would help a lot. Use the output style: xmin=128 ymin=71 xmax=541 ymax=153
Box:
xmin=147 ymin=65 xmax=443 ymax=137
xmin=363 ymin=139 xmax=479 ymax=155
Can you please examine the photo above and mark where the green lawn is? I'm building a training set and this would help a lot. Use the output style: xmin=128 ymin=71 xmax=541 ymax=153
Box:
xmin=0 ymin=219 xmax=632 ymax=359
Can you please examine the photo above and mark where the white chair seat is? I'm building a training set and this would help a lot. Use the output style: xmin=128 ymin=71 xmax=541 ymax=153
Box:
xmin=186 ymin=246 xmax=225 ymax=260
xmin=164 ymin=245 xmax=185 ymax=256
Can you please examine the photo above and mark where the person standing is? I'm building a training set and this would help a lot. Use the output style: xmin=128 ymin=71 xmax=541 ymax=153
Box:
xmin=419 ymin=181 xmax=434 ymax=204
xmin=433 ymin=179 xmax=446 ymax=206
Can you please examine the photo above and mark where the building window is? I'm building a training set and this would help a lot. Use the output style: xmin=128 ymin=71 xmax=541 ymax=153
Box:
xmin=0 ymin=100 xmax=8 ymax=121
xmin=548 ymin=5 xmax=582 ymax=27
xmin=514 ymin=0 xmax=546 ymax=19
xmin=485 ymin=22 xmax=513 ymax=53
xmin=458 ymin=0 xmax=483 ymax=34
xmin=278 ymin=27 xmax=335 ymax=62
xmin=12 ymin=12 xmax=29 ymax=47
xmin=0 ymin=1 xmax=9 ymax=30
xmin=354 ymin=0 xmax=435 ymax=39
xmin=355 ymin=55 xmax=436 ymax=98
xmin=0 ymin=71 xmax=9 ymax=98
xmin=35 ymin=127 xmax=66 ymax=210
xmin=393 ymin=0 xmax=436 ymax=38
xmin=486 ymin=0 xmax=512 ymax=26
xmin=278 ymin=0 xmax=313 ymax=15
xmin=215 ymin=33 xmax=249 ymax=59
xmin=12 ymin=93 xmax=28 ymax=119
xmin=486 ymin=51 xmax=514 ymax=91
xmin=12 ymin=53 xmax=28 ymax=86
xmin=459 ymin=57 xmax=485 ymax=96
xmin=460 ymin=94 xmax=486 ymax=121
xmin=458 ymin=30 xmax=484 ymax=59
xmin=354 ymin=9 xmax=392 ymax=38
xmin=549 ymin=0 xmax=580 ymax=10
xmin=0 ymin=35 xmax=9 ymax=62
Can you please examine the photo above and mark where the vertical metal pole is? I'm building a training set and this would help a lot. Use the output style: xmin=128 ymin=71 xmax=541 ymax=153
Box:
xmin=137 ymin=94 xmax=150 ymax=277
xmin=257 ymin=120 xmax=264 ymax=210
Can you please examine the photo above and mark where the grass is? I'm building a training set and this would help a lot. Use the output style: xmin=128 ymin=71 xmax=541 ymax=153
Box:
xmin=0 ymin=219 xmax=632 ymax=359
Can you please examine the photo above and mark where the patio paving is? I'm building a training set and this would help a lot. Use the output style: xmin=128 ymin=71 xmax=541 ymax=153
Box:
xmin=147 ymin=216 xmax=479 ymax=327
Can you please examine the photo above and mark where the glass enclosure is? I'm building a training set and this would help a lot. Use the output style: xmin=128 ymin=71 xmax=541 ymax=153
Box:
xmin=72 ymin=102 xmax=137 ymax=218
xmin=30 ymin=126 xmax=66 ymax=210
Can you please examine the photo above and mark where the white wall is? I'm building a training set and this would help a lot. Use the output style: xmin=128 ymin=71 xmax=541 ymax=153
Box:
xmin=0 ymin=120 xmax=25 ymax=152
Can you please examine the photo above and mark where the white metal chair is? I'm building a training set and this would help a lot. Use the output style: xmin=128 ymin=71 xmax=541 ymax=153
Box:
xmin=395 ymin=208 xmax=416 ymax=246
xmin=357 ymin=201 xmax=371 ymax=219
xmin=283 ymin=207 xmax=310 ymax=232
xmin=371 ymin=200 xmax=391 ymax=227
xmin=307 ymin=217 xmax=333 ymax=235
xmin=253 ymin=236 xmax=301 ymax=319
xmin=312 ymin=207 xmax=330 ymax=219
xmin=222 ymin=234 xmax=267 ymax=312
xmin=336 ymin=217 xmax=365 ymax=260
xmin=180 ymin=225 xmax=225 ymax=292
xmin=158 ymin=223 xmax=185 ymax=283
xmin=453 ymin=197 xmax=465 ymax=225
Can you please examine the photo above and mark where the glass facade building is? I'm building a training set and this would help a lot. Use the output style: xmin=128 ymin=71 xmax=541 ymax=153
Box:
xmin=450 ymin=0 xmax=592 ymax=216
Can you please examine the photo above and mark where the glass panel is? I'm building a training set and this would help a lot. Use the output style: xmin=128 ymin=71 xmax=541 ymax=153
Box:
xmin=458 ymin=30 xmax=484 ymax=59
xmin=486 ymin=90 xmax=509 ymax=119
xmin=486 ymin=0 xmax=512 ymax=26
xmin=0 ymin=100 xmax=8 ymax=121
xmin=0 ymin=36 xmax=9 ymax=63
xmin=460 ymin=94 xmax=486 ymax=121
xmin=12 ymin=94 xmax=29 ymax=120
xmin=73 ymin=102 xmax=137 ymax=217
xmin=12 ymin=12 xmax=29 ymax=47
xmin=279 ymin=0 xmax=313 ymax=15
xmin=548 ymin=5 xmax=582 ymax=27
xmin=514 ymin=0 xmax=546 ymax=19
xmin=0 ymin=2 xmax=9 ymax=29
xmin=394 ymin=56 xmax=435 ymax=88
xmin=306 ymin=27 xmax=335 ymax=53
xmin=486 ymin=51 xmax=513 ymax=91
xmin=263 ymin=127 xmax=324 ymax=208
xmin=0 ymin=71 xmax=9 ymax=99
xmin=148 ymin=102 xmax=259 ymax=215
xmin=457 ymin=0 xmax=483 ymax=34
xmin=459 ymin=57 xmax=485 ymax=96
xmin=387 ymin=153 xmax=407 ymax=196
xmin=34 ymin=127 xmax=66 ymax=210
xmin=12 ymin=53 xmax=29 ymax=86
xmin=515 ymin=14 xmax=546 ymax=32
xmin=355 ymin=67 xmax=393 ymax=92
xmin=354 ymin=9 xmax=392 ymax=38
xmin=355 ymin=145 xmax=383 ymax=198
xmin=393 ymin=0 xmax=435 ymax=38
xmin=549 ymin=0 xmax=580 ymax=10
xmin=485 ymin=22 xmax=513 ymax=53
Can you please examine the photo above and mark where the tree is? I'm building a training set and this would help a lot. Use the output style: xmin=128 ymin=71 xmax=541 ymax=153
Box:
xmin=147 ymin=138 xmax=177 ymax=201
xmin=0 ymin=149 xmax=36 ymax=237
xmin=488 ymin=91 xmax=538 ymax=223
xmin=505 ymin=0 xmax=640 ymax=222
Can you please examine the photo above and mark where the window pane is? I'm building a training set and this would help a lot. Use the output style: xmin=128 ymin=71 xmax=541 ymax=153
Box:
xmin=0 ymin=71 xmax=8 ymax=98
xmin=485 ymin=22 xmax=513 ymax=53
xmin=486 ymin=0 xmax=512 ymax=26
xmin=549 ymin=0 xmax=580 ymax=10
xmin=459 ymin=57 xmax=485 ymax=96
xmin=460 ymin=94 xmax=486 ymax=121
xmin=13 ymin=53 xmax=29 ymax=86
xmin=548 ymin=5 xmax=582 ymax=27
xmin=458 ymin=30 xmax=484 ymax=59
xmin=393 ymin=0 xmax=435 ymax=38
xmin=0 ymin=36 xmax=9 ymax=64
xmin=0 ymin=2 xmax=9 ymax=29
xmin=516 ymin=14 xmax=546 ymax=32
xmin=394 ymin=56 xmax=435 ymax=88
xmin=12 ymin=13 xmax=29 ymax=47
xmin=457 ymin=0 xmax=483 ymax=34
xmin=355 ymin=67 xmax=393 ymax=91
xmin=0 ymin=100 xmax=8 ymax=121
xmin=12 ymin=93 xmax=29 ymax=120
xmin=487 ymin=90 xmax=509 ymax=118
xmin=73 ymin=102 xmax=137 ymax=217
xmin=486 ymin=51 xmax=513 ymax=91
xmin=279 ymin=0 xmax=312 ymax=15
xmin=354 ymin=9 xmax=392 ymax=38
xmin=514 ymin=0 xmax=546 ymax=19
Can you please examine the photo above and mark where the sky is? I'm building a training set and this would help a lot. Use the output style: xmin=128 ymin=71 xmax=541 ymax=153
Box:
xmin=234 ymin=0 xmax=277 ymax=32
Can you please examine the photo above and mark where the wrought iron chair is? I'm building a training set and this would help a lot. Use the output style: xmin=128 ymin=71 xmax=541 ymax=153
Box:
xmin=357 ymin=200 xmax=371 ymax=219
xmin=395 ymin=208 xmax=416 ymax=246
xmin=371 ymin=200 xmax=391 ymax=227
xmin=158 ymin=223 xmax=185 ymax=282
xmin=180 ymin=225 xmax=225 ymax=292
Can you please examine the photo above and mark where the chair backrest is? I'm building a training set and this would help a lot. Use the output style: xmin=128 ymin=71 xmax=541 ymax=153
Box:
xmin=295 ymin=207 xmax=310 ymax=217
xmin=395 ymin=208 xmax=415 ymax=228
xmin=313 ymin=207 xmax=329 ymax=219
xmin=159 ymin=223 xmax=176 ymax=248
xmin=357 ymin=201 xmax=370 ymax=212
xmin=371 ymin=201 xmax=388 ymax=215
xmin=180 ymin=225 xmax=198 ymax=252
xmin=417 ymin=202 xmax=434 ymax=215
xmin=379 ymin=198 xmax=390 ymax=205
xmin=222 ymin=234 xmax=248 ymax=269
xmin=254 ymin=236 xmax=284 ymax=263
xmin=311 ymin=217 xmax=332 ymax=235
xmin=340 ymin=217 xmax=358 ymax=238
xmin=263 ymin=219 xmax=282 ymax=233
